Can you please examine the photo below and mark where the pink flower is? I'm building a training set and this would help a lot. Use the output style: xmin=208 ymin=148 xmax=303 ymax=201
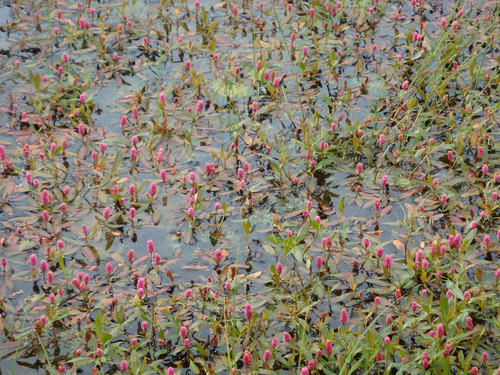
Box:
xmin=149 ymin=182 xmax=157 ymax=197
xmin=185 ymin=289 xmax=193 ymax=299
xmin=283 ymin=331 xmax=291 ymax=342
xmin=300 ymin=367 xmax=309 ymax=375
xmin=466 ymin=316 xmax=473 ymax=331
xmin=105 ymin=262 xmax=113 ymax=273
xmin=29 ymin=254 xmax=37 ymax=267
xmin=137 ymin=278 xmax=145 ymax=289
xmin=356 ymin=162 xmax=363 ymax=174
xmin=481 ymin=351 xmax=488 ymax=363
xmin=316 ymin=256 xmax=323 ymax=268
xmin=383 ymin=255 xmax=392 ymax=269
xmin=276 ymin=262 xmax=283 ymax=275
xmin=482 ymin=164 xmax=489 ymax=175
xmin=147 ymin=239 xmax=155 ymax=253
xmin=141 ymin=321 xmax=148 ymax=331
xmin=436 ymin=324 xmax=444 ymax=338
xmin=446 ymin=289 xmax=452 ymax=299
xmin=395 ymin=288 xmax=401 ymax=301
xmin=422 ymin=358 xmax=429 ymax=369
xmin=127 ymin=249 xmax=134 ymax=263
xmin=381 ymin=175 xmax=388 ymax=187
xmin=160 ymin=170 xmax=167 ymax=181
xmin=340 ymin=308 xmax=348 ymax=324
xmin=244 ymin=303 xmax=252 ymax=319
xmin=325 ymin=339 xmax=333 ymax=356
xmin=154 ymin=253 xmax=161 ymax=265
xmin=243 ymin=350 xmax=252 ymax=366
xmin=159 ymin=92 xmax=166 ymax=106
xmin=443 ymin=343 xmax=451 ymax=357
xmin=129 ymin=207 xmax=136 ymax=219
xmin=402 ymin=80 xmax=409 ymax=90
xmin=196 ymin=100 xmax=204 ymax=112
xmin=379 ymin=134 xmax=386 ymax=145
xmin=214 ymin=249 xmax=223 ymax=263
xmin=103 ymin=207 xmax=110 ymax=219
xmin=180 ymin=326 xmax=187 ymax=338
xmin=484 ymin=235 xmax=491 ymax=246
xmin=263 ymin=349 xmax=271 ymax=361
xmin=363 ymin=238 xmax=370 ymax=248
xmin=42 ymin=190 xmax=50 ymax=205
xmin=120 ymin=360 xmax=128 ymax=371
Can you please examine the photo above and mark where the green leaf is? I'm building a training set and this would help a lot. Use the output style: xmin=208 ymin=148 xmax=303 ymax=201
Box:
xmin=440 ymin=292 xmax=449 ymax=323
xmin=269 ymin=161 xmax=281 ymax=179
xmin=110 ymin=150 xmax=124 ymax=179
xmin=58 ymin=254 xmax=66 ymax=272
xmin=296 ymin=220 xmax=310 ymax=242
xmin=266 ymin=236 xmax=284 ymax=245
xmin=102 ymin=333 xmax=113 ymax=345
xmin=95 ymin=312 xmax=102 ymax=341
xmin=97 ymin=190 xmax=107 ymax=203
xmin=339 ymin=196 xmax=345 ymax=213
xmin=242 ymin=219 xmax=251 ymax=235
xmin=189 ymin=360 xmax=200 ymax=374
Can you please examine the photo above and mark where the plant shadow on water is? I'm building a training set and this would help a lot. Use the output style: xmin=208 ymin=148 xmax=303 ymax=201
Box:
xmin=0 ymin=0 xmax=499 ymax=373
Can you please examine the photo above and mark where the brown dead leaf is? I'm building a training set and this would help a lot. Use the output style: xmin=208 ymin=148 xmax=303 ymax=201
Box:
xmin=393 ymin=240 xmax=405 ymax=250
